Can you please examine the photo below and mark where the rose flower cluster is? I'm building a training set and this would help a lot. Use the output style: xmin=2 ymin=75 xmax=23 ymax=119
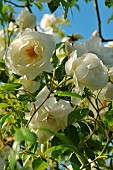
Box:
xmin=3 ymin=6 xmax=113 ymax=144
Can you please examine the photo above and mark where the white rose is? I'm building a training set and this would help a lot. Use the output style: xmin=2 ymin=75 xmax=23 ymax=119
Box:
xmin=16 ymin=7 xmax=36 ymax=31
xmin=19 ymin=76 xmax=40 ymax=93
xmin=108 ymin=67 xmax=113 ymax=83
xmin=40 ymin=14 xmax=56 ymax=31
xmin=4 ymin=29 xmax=56 ymax=80
xmin=25 ymin=86 xmax=73 ymax=143
xmin=103 ymin=82 xmax=113 ymax=100
xmin=91 ymin=30 xmax=99 ymax=37
xmin=71 ymin=86 xmax=84 ymax=106
xmin=88 ymin=82 xmax=113 ymax=118
xmin=65 ymin=51 xmax=108 ymax=90
xmin=67 ymin=37 xmax=113 ymax=66
xmin=105 ymin=41 xmax=113 ymax=48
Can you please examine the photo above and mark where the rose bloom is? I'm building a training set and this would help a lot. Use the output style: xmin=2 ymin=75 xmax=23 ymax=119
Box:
xmin=89 ymin=82 xmax=113 ymax=118
xmin=65 ymin=51 xmax=108 ymax=90
xmin=8 ymin=22 xmax=18 ymax=33
xmin=4 ymin=29 xmax=56 ymax=80
xmin=102 ymin=82 xmax=113 ymax=101
xmin=71 ymin=86 xmax=84 ymax=106
xmin=16 ymin=7 xmax=36 ymax=31
xmin=66 ymin=37 xmax=113 ymax=66
xmin=105 ymin=41 xmax=113 ymax=48
xmin=108 ymin=67 xmax=113 ymax=83
xmin=25 ymin=86 xmax=73 ymax=143
xmin=40 ymin=14 xmax=56 ymax=31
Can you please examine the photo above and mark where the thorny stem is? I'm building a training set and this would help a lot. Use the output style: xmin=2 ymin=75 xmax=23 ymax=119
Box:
xmin=94 ymin=0 xmax=113 ymax=42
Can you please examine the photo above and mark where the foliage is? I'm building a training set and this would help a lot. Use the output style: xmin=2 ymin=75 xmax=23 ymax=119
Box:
xmin=0 ymin=0 xmax=113 ymax=170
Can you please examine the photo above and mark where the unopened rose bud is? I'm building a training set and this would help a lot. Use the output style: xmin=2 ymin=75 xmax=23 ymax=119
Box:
xmin=92 ymin=30 xmax=99 ymax=37
xmin=8 ymin=22 xmax=14 ymax=32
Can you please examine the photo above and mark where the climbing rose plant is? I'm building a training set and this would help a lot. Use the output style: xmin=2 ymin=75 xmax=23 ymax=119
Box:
xmin=1 ymin=0 xmax=113 ymax=170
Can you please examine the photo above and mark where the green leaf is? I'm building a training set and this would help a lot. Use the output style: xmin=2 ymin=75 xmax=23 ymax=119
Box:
xmin=51 ymin=51 xmax=59 ymax=68
xmin=55 ymin=56 xmax=68 ymax=83
xmin=84 ymin=146 xmax=95 ymax=160
xmin=67 ymin=0 xmax=79 ymax=8
xmin=51 ymin=148 xmax=62 ymax=159
xmin=54 ymin=91 xmax=83 ymax=98
xmin=67 ymin=108 xmax=90 ymax=126
xmin=64 ymin=125 xmax=80 ymax=147
xmin=0 ymin=83 xmax=22 ymax=93
xmin=0 ymin=113 xmax=12 ymax=128
xmin=18 ymin=94 xmax=30 ymax=101
xmin=0 ymin=103 xmax=10 ymax=109
xmin=40 ymin=128 xmax=70 ymax=145
xmin=71 ymin=163 xmax=80 ymax=170
xmin=9 ymin=150 xmax=17 ymax=170
xmin=56 ymin=42 xmax=63 ymax=49
xmin=40 ymin=128 xmax=77 ymax=151
xmin=104 ymin=110 xmax=113 ymax=126
xmin=0 ymin=70 xmax=9 ymax=83
xmin=105 ymin=0 xmax=113 ymax=8
xmin=84 ymin=0 xmax=92 ymax=2
xmin=32 ymin=158 xmax=48 ymax=170
xmin=51 ymin=135 xmax=63 ymax=146
xmin=34 ymin=2 xmax=43 ymax=10
xmin=0 ymin=0 xmax=3 ymax=13
xmin=60 ymin=0 xmax=69 ymax=19
xmin=44 ymin=145 xmax=66 ymax=154
xmin=87 ymin=139 xmax=103 ymax=151
xmin=48 ymin=0 xmax=60 ymax=13
xmin=78 ymin=121 xmax=90 ymax=136
xmin=14 ymin=128 xmax=37 ymax=144
xmin=70 ymin=153 xmax=81 ymax=167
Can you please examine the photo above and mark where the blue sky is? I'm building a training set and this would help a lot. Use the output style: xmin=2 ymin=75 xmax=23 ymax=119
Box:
xmin=3 ymin=0 xmax=113 ymax=41
xmin=32 ymin=0 xmax=113 ymax=41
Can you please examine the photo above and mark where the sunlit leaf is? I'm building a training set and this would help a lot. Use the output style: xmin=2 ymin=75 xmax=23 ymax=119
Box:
xmin=68 ymin=108 xmax=90 ymax=126
xmin=54 ymin=91 xmax=83 ymax=98
xmin=34 ymin=2 xmax=43 ymax=10
xmin=0 ymin=103 xmax=10 ymax=109
xmin=105 ymin=0 xmax=113 ymax=8
xmin=104 ymin=110 xmax=113 ymax=126
xmin=0 ymin=83 xmax=22 ymax=93
xmin=32 ymin=158 xmax=48 ymax=170
xmin=14 ymin=128 xmax=37 ymax=144
xmin=0 ymin=113 xmax=12 ymax=128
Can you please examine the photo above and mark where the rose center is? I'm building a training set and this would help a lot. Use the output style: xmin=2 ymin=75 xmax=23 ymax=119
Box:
xmin=47 ymin=114 xmax=55 ymax=123
xmin=26 ymin=46 xmax=37 ymax=59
